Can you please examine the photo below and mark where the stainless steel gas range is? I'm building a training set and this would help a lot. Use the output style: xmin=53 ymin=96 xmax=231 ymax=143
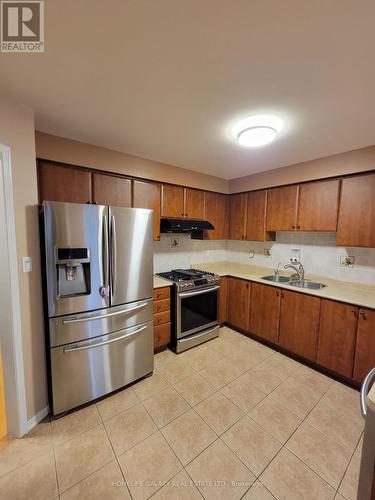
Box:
xmin=157 ymin=269 xmax=220 ymax=352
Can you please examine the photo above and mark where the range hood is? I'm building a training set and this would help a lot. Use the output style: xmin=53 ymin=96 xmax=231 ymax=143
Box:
xmin=160 ymin=218 xmax=214 ymax=233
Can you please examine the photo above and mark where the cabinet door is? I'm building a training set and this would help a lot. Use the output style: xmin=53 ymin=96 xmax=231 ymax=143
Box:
xmin=354 ymin=308 xmax=375 ymax=383
xmin=93 ymin=173 xmax=131 ymax=207
xmin=337 ymin=174 xmax=375 ymax=247
xmin=133 ymin=180 xmax=161 ymax=241
xmin=297 ymin=179 xmax=340 ymax=231
xmin=246 ymin=190 xmax=274 ymax=241
xmin=204 ymin=192 xmax=229 ymax=240
xmin=185 ymin=188 xmax=205 ymax=219
xmin=219 ymin=277 xmax=228 ymax=324
xmin=279 ymin=290 xmax=321 ymax=361
xmin=249 ymin=283 xmax=281 ymax=344
xmin=229 ymin=193 xmax=247 ymax=240
xmin=317 ymin=300 xmax=358 ymax=378
xmin=161 ymin=185 xmax=184 ymax=218
xmin=38 ymin=162 xmax=92 ymax=204
xmin=227 ymin=277 xmax=250 ymax=331
xmin=266 ymin=185 xmax=299 ymax=231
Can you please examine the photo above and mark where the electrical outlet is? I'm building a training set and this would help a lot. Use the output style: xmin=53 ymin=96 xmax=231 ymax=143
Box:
xmin=170 ymin=238 xmax=180 ymax=248
xmin=340 ymin=255 xmax=354 ymax=268
xmin=264 ymin=248 xmax=272 ymax=257
xmin=290 ymin=248 xmax=301 ymax=263
xmin=249 ymin=250 xmax=255 ymax=259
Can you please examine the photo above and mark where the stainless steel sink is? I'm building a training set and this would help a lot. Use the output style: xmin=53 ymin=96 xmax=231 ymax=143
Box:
xmin=261 ymin=275 xmax=291 ymax=283
xmin=289 ymin=280 xmax=326 ymax=290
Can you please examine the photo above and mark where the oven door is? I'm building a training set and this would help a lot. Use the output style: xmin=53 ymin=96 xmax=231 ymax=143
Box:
xmin=177 ymin=285 xmax=219 ymax=339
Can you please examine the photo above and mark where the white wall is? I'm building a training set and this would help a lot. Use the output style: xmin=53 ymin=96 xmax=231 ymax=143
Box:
xmin=154 ymin=232 xmax=375 ymax=285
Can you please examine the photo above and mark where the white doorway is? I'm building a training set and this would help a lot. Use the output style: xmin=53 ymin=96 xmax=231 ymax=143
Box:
xmin=0 ymin=144 xmax=28 ymax=437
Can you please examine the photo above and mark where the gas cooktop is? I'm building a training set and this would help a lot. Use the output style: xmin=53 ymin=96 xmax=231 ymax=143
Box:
xmin=157 ymin=268 xmax=220 ymax=291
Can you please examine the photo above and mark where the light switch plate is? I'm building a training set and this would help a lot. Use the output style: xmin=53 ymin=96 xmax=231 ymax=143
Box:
xmin=170 ymin=238 xmax=180 ymax=248
xmin=22 ymin=256 xmax=32 ymax=272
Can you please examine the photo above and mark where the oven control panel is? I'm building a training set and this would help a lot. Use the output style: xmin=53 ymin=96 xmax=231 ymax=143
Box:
xmin=176 ymin=274 xmax=220 ymax=292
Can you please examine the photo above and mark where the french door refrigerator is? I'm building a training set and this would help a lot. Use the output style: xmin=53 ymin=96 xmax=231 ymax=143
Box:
xmin=42 ymin=201 xmax=154 ymax=415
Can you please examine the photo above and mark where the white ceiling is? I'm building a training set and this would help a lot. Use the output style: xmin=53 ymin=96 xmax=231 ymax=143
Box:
xmin=1 ymin=0 xmax=375 ymax=180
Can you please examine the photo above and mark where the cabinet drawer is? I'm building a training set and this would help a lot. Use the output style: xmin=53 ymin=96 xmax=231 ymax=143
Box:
xmin=153 ymin=287 xmax=171 ymax=301
xmin=153 ymin=310 xmax=170 ymax=327
xmin=153 ymin=298 xmax=170 ymax=314
xmin=154 ymin=323 xmax=171 ymax=349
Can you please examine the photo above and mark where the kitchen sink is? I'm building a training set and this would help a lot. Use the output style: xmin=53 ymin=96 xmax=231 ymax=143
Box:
xmin=289 ymin=280 xmax=326 ymax=289
xmin=261 ymin=275 xmax=291 ymax=283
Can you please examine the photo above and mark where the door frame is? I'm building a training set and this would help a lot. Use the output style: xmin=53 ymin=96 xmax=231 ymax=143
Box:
xmin=0 ymin=143 xmax=28 ymax=437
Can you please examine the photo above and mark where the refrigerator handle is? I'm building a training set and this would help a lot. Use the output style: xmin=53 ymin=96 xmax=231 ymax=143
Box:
xmin=111 ymin=215 xmax=117 ymax=296
xmin=103 ymin=214 xmax=109 ymax=288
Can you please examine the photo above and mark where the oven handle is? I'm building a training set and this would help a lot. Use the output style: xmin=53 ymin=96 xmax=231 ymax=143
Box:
xmin=63 ymin=324 xmax=148 ymax=352
xmin=178 ymin=285 xmax=220 ymax=298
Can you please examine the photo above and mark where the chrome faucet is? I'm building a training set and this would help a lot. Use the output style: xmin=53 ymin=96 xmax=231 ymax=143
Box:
xmin=284 ymin=261 xmax=305 ymax=281
xmin=273 ymin=262 xmax=282 ymax=278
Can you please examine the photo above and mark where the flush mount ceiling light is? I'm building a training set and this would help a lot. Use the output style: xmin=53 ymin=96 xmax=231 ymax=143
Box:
xmin=232 ymin=115 xmax=284 ymax=147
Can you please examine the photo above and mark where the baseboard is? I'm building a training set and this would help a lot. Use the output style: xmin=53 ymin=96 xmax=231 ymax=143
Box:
xmin=26 ymin=405 xmax=50 ymax=433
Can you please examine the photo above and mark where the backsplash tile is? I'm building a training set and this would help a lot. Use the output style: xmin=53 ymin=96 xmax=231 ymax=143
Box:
xmin=154 ymin=233 xmax=375 ymax=285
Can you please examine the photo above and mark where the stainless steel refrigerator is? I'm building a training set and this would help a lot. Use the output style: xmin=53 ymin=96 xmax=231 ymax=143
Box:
xmin=42 ymin=201 xmax=154 ymax=415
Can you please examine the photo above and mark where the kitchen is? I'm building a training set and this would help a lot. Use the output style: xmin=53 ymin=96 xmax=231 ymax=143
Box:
xmin=0 ymin=2 xmax=375 ymax=500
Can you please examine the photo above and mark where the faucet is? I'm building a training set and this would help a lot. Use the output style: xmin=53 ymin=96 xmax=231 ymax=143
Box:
xmin=284 ymin=261 xmax=305 ymax=281
xmin=273 ymin=262 xmax=282 ymax=278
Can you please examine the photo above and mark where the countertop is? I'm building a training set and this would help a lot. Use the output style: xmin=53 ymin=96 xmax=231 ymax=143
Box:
xmin=153 ymin=276 xmax=173 ymax=289
xmin=193 ymin=261 xmax=375 ymax=310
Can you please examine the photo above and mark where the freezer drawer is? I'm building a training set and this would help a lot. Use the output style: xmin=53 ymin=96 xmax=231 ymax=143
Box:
xmin=50 ymin=321 xmax=154 ymax=415
xmin=49 ymin=298 xmax=153 ymax=347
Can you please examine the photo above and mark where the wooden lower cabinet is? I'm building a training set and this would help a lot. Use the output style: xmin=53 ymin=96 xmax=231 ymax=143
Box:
xmin=279 ymin=290 xmax=321 ymax=361
xmin=354 ymin=308 xmax=375 ymax=383
xmin=219 ymin=277 xmax=228 ymax=324
xmin=153 ymin=287 xmax=171 ymax=350
xmin=317 ymin=300 xmax=358 ymax=378
xmin=227 ymin=277 xmax=250 ymax=330
xmin=249 ymin=283 xmax=281 ymax=344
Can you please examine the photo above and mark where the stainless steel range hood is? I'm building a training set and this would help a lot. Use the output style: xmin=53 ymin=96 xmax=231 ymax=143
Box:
xmin=160 ymin=218 xmax=214 ymax=233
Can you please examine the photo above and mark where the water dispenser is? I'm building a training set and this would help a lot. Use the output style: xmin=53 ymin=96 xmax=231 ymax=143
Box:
xmin=55 ymin=247 xmax=91 ymax=298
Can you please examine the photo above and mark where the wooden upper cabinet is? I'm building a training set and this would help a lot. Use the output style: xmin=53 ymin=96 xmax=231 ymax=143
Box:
xmin=161 ymin=185 xmax=185 ymax=218
xmin=337 ymin=173 xmax=375 ymax=248
xmin=185 ymin=188 xmax=205 ymax=219
xmin=266 ymin=185 xmax=299 ymax=232
xmin=219 ymin=276 xmax=228 ymax=324
xmin=92 ymin=173 xmax=131 ymax=207
xmin=227 ymin=277 xmax=250 ymax=331
xmin=354 ymin=308 xmax=375 ymax=383
xmin=246 ymin=190 xmax=274 ymax=241
xmin=38 ymin=162 xmax=92 ymax=204
xmin=229 ymin=193 xmax=247 ymax=240
xmin=204 ymin=192 xmax=228 ymax=240
xmin=133 ymin=180 xmax=161 ymax=241
xmin=297 ymin=179 xmax=340 ymax=232
xmin=317 ymin=300 xmax=358 ymax=378
xmin=279 ymin=290 xmax=321 ymax=361
xmin=249 ymin=283 xmax=281 ymax=344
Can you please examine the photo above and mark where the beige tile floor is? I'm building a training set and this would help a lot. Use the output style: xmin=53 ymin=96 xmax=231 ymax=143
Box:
xmin=0 ymin=327 xmax=364 ymax=500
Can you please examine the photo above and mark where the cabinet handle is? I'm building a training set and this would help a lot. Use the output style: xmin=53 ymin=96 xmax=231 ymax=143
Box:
xmin=276 ymin=290 xmax=280 ymax=296
xmin=297 ymin=225 xmax=301 ymax=229
xmin=352 ymin=308 xmax=358 ymax=317
xmin=185 ymin=212 xmax=188 ymax=216
xmin=359 ymin=310 xmax=367 ymax=320
xmin=292 ymin=225 xmax=296 ymax=229
xmin=280 ymin=292 xmax=284 ymax=298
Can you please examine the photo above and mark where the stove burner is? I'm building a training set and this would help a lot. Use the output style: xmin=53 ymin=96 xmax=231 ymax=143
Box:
xmin=157 ymin=268 xmax=220 ymax=291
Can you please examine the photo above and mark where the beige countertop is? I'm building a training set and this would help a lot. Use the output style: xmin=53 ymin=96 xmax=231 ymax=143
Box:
xmin=193 ymin=261 xmax=375 ymax=310
xmin=153 ymin=276 xmax=173 ymax=289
